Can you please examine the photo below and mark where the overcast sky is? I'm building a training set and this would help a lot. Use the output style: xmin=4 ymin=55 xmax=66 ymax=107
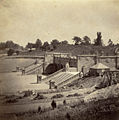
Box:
xmin=0 ymin=0 xmax=119 ymax=46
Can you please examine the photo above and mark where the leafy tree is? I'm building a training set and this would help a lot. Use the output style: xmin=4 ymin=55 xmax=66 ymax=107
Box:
xmin=94 ymin=32 xmax=103 ymax=46
xmin=35 ymin=39 xmax=42 ymax=50
xmin=61 ymin=40 xmax=68 ymax=45
xmin=51 ymin=39 xmax=60 ymax=49
xmin=72 ymin=36 xmax=82 ymax=45
xmin=7 ymin=49 xmax=14 ymax=56
xmin=0 ymin=42 xmax=6 ymax=50
xmin=108 ymin=39 xmax=114 ymax=46
xmin=5 ymin=41 xmax=14 ymax=48
xmin=26 ymin=43 xmax=35 ymax=50
xmin=0 ymin=41 xmax=23 ymax=50
xmin=13 ymin=44 xmax=20 ymax=49
xmin=42 ymin=41 xmax=50 ymax=51
xmin=82 ymin=36 xmax=91 ymax=45
xmin=49 ymin=44 xmax=54 ymax=51
xmin=16 ymin=51 xmax=20 ymax=55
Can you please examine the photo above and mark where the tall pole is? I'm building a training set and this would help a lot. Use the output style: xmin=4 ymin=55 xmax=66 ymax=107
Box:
xmin=77 ymin=56 xmax=80 ymax=72
xmin=43 ymin=54 xmax=46 ymax=74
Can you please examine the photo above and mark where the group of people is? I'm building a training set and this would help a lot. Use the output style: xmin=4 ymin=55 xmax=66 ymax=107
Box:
xmin=38 ymin=99 xmax=71 ymax=119
xmin=38 ymin=99 xmax=67 ymax=112
xmin=51 ymin=99 xmax=67 ymax=109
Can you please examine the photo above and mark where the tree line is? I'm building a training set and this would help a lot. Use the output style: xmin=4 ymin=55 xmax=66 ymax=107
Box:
xmin=0 ymin=32 xmax=117 ymax=52
xmin=0 ymin=40 xmax=23 ymax=50
xmin=72 ymin=32 xmax=114 ymax=46
xmin=25 ymin=39 xmax=69 ymax=51
xmin=26 ymin=32 xmax=115 ymax=51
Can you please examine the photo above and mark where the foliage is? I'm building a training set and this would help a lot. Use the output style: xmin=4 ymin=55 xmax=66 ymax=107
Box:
xmin=14 ymin=95 xmax=119 ymax=120
xmin=26 ymin=43 xmax=35 ymax=50
xmin=5 ymin=41 xmax=15 ymax=48
xmin=5 ymin=98 xmax=18 ymax=103
xmin=4 ymin=95 xmax=22 ymax=104
xmin=42 ymin=41 xmax=50 ymax=51
xmin=55 ymin=44 xmax=116 ymax=56
xmin=72 ymin=36 xmax=82 ymax=45
xmin=61 ymin=40 xmax=68 ymax=45
xmin=23 ymin=90 xmax=33 ymax=97
xmin=82 ymin=36 xmax=91 ymax=45
xmin=67 ymin=93 xmax=81 ymax=97
xmin=108 ymin=39 xmax=114 ymax=46
xmin=0 ymin=33 xmax=117 ymax=55
xmin=51 ymin=39 xmax=60 ymax=49
xmin=0 ymin=41 xmax=23 ymax=50
xmin=7 ymin=49 xmax=15 ymax=56
xmin=26 ymin=39 xmax=42 ymax=51
xmin=51 ymin=94 xmax=64 ymax=99
xmin=35 ymin=39 xmax=42 ymax=50
xmin=94 ymin=32 xmax=103 ymax=46
xmin=0 ymin=42 xmax=6 ymax=50
xmin=16 ymin=50 xmax=20 ymax=55
xmin=49 ymin=44 xmax=54 ymax=51
xmin=34 ymin=94 xmax=47 ymax=100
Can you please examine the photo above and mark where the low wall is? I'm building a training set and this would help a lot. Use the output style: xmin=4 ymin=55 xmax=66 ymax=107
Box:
xmin=54 ymin=57 xmax=77 ymax=67
xmin=44 ymin=52 xmax=119 ymax=73
xmin=43 ymin=52 xmax=54 ymax=73
xmin=99 ymin=57 xmax=116 ymax=70
xmin=77 ymin=56 xmax=95 ymax=72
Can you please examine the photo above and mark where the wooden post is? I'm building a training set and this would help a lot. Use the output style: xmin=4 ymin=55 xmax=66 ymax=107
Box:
xmin=94 ymin=51 xmax=99 ymax=64
xmin=65 ymin=62 xmax=69 ymax=72
xmin=53 ymin=53 xmax=55 ymax=64
xmin=37 ymin=75 xmax=42 ymax=83
xmin=16 ymin=66 xmax=20 ymax=72
xmin=43 ymin=54 xmax=46 ymax=74
xmin=22 ymin=67 xmax=25 ymax=75
xmin=77 ymin=56 xmax=80 ymax=72
xmin=49 ymin=80 xmax=55 ymax=89
xmin=115 ymin=52 xmax=119 ymax=69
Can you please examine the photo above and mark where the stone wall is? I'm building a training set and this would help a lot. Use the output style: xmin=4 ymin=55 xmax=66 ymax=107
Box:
xmin=44 ymin=52 xmax=119 ymax=73
xmin=54 ymin=57 xmax=77 ymax=67
xmin=77 ymin=56 xmax=95 ymax=72
xmin=99 ymin=57 xmax=116 ymax=70
xmin=43 ymin=52 xmax=54 ymax=73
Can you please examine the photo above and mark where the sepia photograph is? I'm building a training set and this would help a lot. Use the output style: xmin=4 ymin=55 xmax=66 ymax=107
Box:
xmin=0 ymin=0 xmax=119 ymax=120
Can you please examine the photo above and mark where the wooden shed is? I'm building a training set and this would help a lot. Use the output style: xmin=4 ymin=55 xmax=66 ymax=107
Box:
xmin=89 ymin=63 xmax=110 ymax=76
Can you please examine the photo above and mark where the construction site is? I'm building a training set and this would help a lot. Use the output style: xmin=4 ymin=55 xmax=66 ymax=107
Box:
xmin=17 ymin=51 xmax=119 ymax=89
xmin=0 ymin=50 xmax=119 ymax=120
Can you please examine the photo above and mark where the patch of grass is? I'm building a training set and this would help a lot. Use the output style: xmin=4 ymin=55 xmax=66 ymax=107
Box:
xmin=3 ymin=95 xmax=23 ymax=104
xmin=23 ymin=90 xmax=33 ymax=97
xmin=5 ymin=98 xmax=18 ymax=103
xmin=67 ymin=93 xmax=81 ymax=97
xmin=51 ymin=94 xmax=64 ymax=99
xmin=33 ymin=94 xmax=47 ymax=100
xmin=8 ymin=96 xmax=119 ymax=120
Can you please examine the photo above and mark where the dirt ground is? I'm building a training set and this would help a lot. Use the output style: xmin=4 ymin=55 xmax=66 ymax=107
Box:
xmin=0 ymin=72 xmax=49 ymax=94
xmin=0 ymin=83 xmax=119 ymax=120
xmin=0 ymin=57 xmax=119 ymax=120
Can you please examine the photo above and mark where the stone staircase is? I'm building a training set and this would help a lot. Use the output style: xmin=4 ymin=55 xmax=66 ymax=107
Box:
xmin=23 ymin=61 xmax=44 ymax=75
xmin=42 ymin=68 xmax=79 ymax=88
xmin=69 ymin=67 xmax=77 ymax=72
xmin=25 ymin=63 xmax=43 ymax=75
xmin=57 ymin=72 xmax=79 ymax=88
xmin=51 ymin=72 xmax=76 ymax=85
